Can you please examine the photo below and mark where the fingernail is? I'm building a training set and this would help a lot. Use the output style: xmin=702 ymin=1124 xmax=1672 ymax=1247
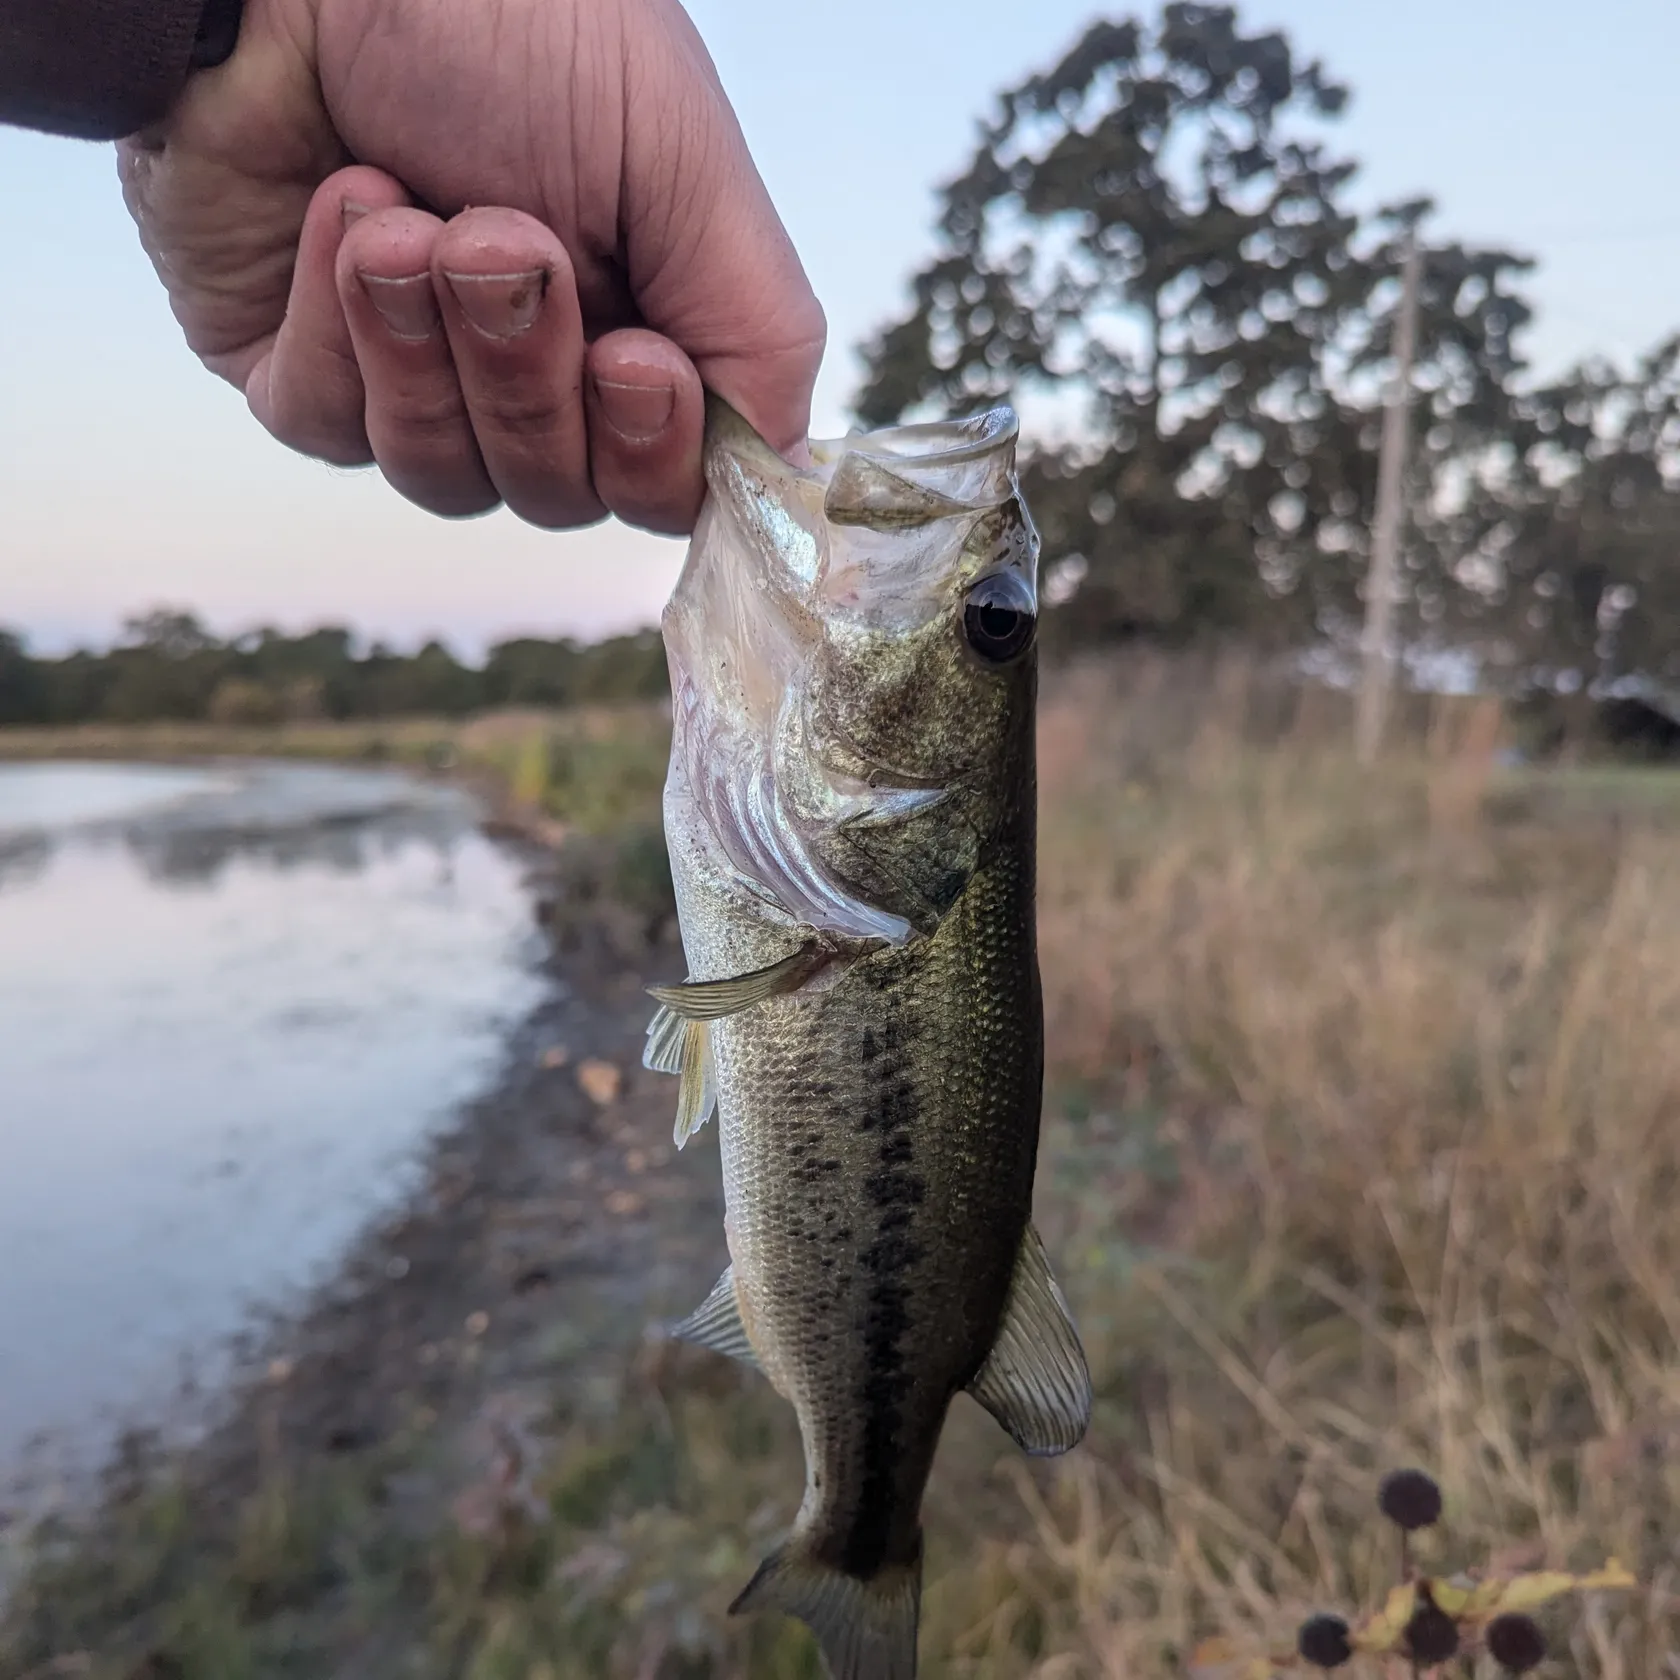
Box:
xmin=443 ymin=268 xmax=548 ymax=339
xmin=359 ymin=273 xmax=438 ymax=341
xmin=593 ymin=377 xmax=675 ymax=443
xmin=341 ymin=200 xmax=371 ymax=232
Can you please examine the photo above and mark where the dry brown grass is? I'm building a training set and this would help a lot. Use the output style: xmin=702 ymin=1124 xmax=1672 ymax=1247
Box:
xmin=976 ymin=653 xmax=1680 ymax=1676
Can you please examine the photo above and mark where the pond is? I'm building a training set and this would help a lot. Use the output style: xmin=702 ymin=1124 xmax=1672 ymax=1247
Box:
xmin=0 ymin=760 xmax=546 ymax=1492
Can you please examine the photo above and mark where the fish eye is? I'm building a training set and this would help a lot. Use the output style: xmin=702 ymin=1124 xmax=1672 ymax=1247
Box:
xmin=962 ymin=571 xmax=1037 ymax=664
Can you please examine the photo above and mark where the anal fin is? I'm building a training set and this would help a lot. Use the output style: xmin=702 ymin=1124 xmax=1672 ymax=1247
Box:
xmin=667 ymin=1266 xmax=759 ymax=1371
xmin=643 ymin=1005 xmax=718 ymax=1148
xmin=967 ymin=1223 xmax=1092 ymax=1456
xmin=646 ymin=943 xmax=824 ymax=1021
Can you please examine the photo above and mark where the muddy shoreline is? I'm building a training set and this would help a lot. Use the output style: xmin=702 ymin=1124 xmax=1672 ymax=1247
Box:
xmin=192 ymin=884 xmax=722 ymax=1493
xmin=1 ymin=796 xmax=769 ymax=1675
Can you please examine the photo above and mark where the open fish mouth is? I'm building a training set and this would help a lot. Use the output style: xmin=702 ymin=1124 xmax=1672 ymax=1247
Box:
xmin=799 ymin=407 xmax=1029 ymax=626
xmin=809 ymin=407 xmax=1024 ymax=516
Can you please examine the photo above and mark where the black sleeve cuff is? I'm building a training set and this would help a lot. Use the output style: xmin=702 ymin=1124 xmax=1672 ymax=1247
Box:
xmin=189 ymin=0 xmax=243 ymax=70
xmin=0 ymin=0 xmax=243 ymax=140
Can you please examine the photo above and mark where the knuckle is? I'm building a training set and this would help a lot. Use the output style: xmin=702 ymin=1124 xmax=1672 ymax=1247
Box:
xmin=467 ymin=373 xmax=575 ymax=442
xmin=386 ymin=470 xmax=501 ymax=521
xmin=261 ymin=365 xmax=373 ymax=466
xmin=502 ymin=482 xmax=608 ymax=532
xmin=601 ymin=496 xmax=699 ymax=540
xmin=595 ymin=465 xmax=701 ymax=538
xmin=376 ymin=384 xmax=475 ymax=448
xmin=369 ymin=397 xmax=499 ymax=516
xmin=306 ymin=433 xmax=377 ymax=469
xmin=262 ymin=399 xmax=372 ymax=467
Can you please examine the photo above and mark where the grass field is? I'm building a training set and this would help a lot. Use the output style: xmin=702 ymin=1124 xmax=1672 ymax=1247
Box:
xmin=3 ymin=659 xmax=1673 ymax=1677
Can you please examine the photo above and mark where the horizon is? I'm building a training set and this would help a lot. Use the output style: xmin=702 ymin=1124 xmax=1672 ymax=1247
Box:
xmin=6 ymin=0 xmax=1678 ymax=659
xmin=4 ymin=612 xmax=665 ymax=663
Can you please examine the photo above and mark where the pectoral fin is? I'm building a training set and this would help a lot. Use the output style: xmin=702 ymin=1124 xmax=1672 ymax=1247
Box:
xmin=643 ymin=1003 xmax=688 ymax=1074
xmin=967 ymin=1224 xmax=1091 ymax=1456
xmin=668 ymin=1266 xmax=760 ymax=1371
xmin=643 ymin=1006 xmax=719 ymax=1148
xmin=646 ymin=944 xmax=824 ymax=1021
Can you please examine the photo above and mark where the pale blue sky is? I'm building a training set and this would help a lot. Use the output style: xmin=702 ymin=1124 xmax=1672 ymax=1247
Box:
xmin=3 ymin=0 xmax=1677 ymax=656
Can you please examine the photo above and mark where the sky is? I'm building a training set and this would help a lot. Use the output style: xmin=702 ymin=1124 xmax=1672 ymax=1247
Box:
xmin=3 ymin=0 xmax=1678 ymax=658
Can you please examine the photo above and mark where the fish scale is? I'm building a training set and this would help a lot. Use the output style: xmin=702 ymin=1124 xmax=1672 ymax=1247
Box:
xmin=645 ymin=396 xmax=1090 ymax=1680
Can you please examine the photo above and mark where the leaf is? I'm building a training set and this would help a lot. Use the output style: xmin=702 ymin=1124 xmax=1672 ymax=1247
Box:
xmin=1186 ymin=1636 xmax=1294 ymax=1679
xmin=1349 ymin=1581 xmax=1419 ymax=1652
xmin=1432 ymin=1559 xmax=1637 ymax=1624
xmin=575 ymin=1058 xmax=622 ymax=1105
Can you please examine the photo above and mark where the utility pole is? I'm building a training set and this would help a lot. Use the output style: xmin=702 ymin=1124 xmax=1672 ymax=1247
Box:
xmin=1356 ymin=234 xmax=1423 ymax=764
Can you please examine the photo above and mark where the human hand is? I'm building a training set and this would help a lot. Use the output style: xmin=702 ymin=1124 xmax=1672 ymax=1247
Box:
xmin=117 ymin=0 xmax=825 ymax=534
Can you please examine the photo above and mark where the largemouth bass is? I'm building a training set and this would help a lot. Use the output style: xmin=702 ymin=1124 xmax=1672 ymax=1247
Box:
xmin=645 ymin=397 xmax=1090 ymax=1680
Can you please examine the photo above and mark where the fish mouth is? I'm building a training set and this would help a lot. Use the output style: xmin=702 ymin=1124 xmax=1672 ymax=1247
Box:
xmin=697 ymin=396 xmax=1028 ymax=624
xmin=814 ymin=409 xmax=1022 ymax=530
xmin=707 ymin=394 xmax=1020 ymax=492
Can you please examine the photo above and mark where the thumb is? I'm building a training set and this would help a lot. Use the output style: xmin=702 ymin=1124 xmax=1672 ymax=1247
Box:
xmin=619 ymin=10 xmax=825 ymax=459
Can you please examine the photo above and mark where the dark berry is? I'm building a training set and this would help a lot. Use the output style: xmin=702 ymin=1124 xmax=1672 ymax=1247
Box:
xmin=1404 ymin=1599 xmax=1459 ymax=1665
xmin=1485 ymin=1612 xmax=1547 ymax=1673
xmin=1296 ymin=1613 xmax=1353 ymax=1669
xmin=1378 ymin=1467 xmax=1444 ymax=1531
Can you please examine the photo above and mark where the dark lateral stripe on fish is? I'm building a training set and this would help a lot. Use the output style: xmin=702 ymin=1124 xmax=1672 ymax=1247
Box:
xmin=786 ymin=1075 xmax=844 ymax=1189
xmin=839 ymin=1006 xmax=927 ymax=1579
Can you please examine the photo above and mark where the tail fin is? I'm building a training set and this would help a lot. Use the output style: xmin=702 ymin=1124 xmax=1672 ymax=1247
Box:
xmin=729 ymin=1538 xmax=921 ymax=1680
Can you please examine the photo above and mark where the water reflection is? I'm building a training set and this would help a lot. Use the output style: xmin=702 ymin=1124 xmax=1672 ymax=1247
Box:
xmin=0 ymin=762 xmax=221 ymax=832
xmin=0 ymin=760 xmax=482 ymax=890
xmin=0 ymin=831 xmax=49 ymax=891
xmin=0 ymin=762 xmax=546 ymax=1487
xmin=117 ymin=802 xmax=475 ymax=887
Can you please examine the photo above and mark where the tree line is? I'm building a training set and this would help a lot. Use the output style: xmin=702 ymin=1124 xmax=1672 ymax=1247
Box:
xmin=8 ymin=5 xmax=1675 ymax=727
xmin=0 ymin=611 xmax=669 ymax=728
xmin=853 ymin=4 xmax=1680 ymax=703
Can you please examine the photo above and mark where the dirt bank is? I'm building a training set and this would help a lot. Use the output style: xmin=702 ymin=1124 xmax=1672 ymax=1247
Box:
xmin=0 ymin=834 xmax=765 ymax=1679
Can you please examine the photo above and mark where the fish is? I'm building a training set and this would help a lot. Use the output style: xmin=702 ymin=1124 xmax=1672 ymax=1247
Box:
xmin=644 ymin=395 xmax=1091 ymax=1680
